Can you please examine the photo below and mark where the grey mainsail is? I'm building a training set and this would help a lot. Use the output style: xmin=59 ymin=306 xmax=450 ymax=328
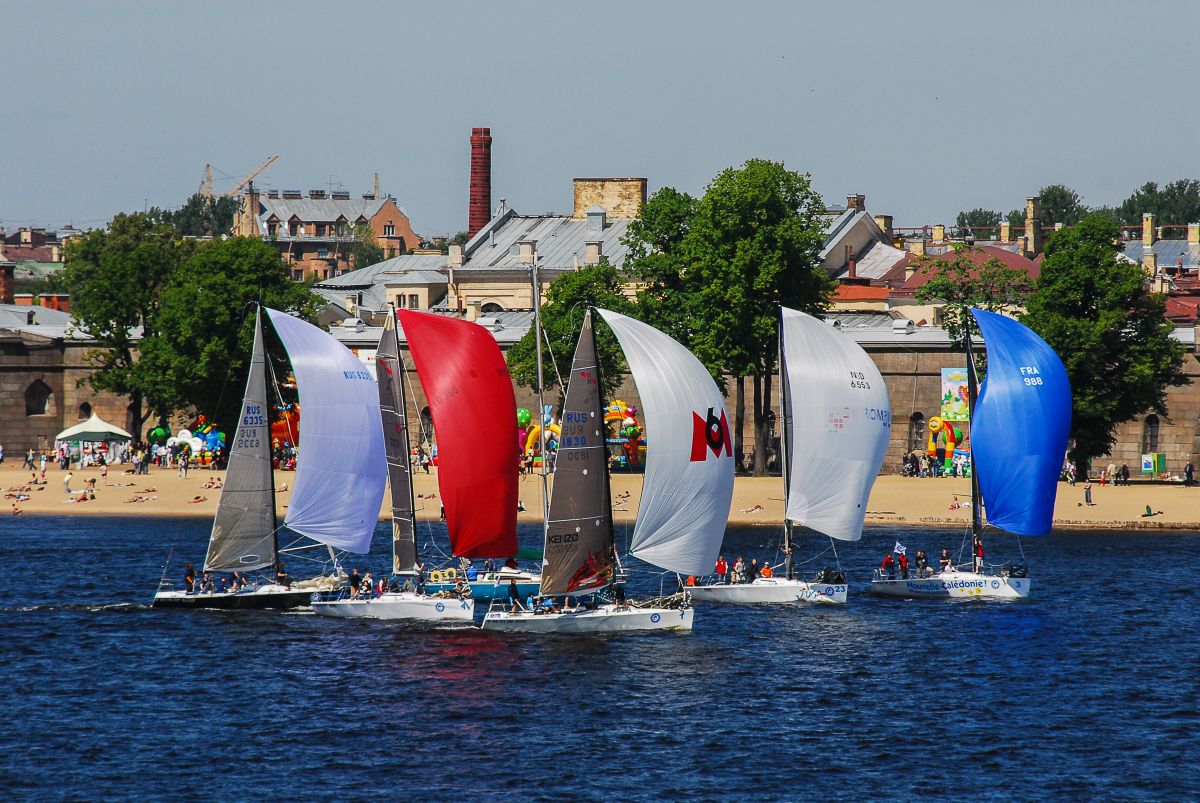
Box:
xmin=204 ymin=310 xmax=276 ymax=572
xmin=377 ymin=313 xmax=418 ymax=574
xmin=540 ymin=312 xmax=614 ymax=596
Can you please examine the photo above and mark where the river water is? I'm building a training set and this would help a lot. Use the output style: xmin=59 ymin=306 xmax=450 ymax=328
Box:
xmin=0 ymin=515 xmax=1194 ymax=801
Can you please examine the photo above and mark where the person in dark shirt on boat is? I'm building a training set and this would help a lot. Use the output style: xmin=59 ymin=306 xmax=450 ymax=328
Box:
xmin=183 ymin=564 xmax=196 ymax=593
xmin=938 ymin=549 xmax=952 ymax=573
xmin=507 ymin=579 xmax=521 ymax=613
xmin=275 ymin=563 xmax=290 ymax=588
xmin=747 ymin=558 xmax=760 ymax=583
xmin=349 ymin=568 xmax=362 ymax=598
xmin=914 ymin=551 xmax=930 ymax=577
xmin=613 ymin=583 xmax=627 ymax=609
xmin=880 ymin=553 xmax=895 ymax=579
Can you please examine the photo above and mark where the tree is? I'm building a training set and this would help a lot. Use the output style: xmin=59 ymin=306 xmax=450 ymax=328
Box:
xmin=1118 ymin=179 xmax=1200 ymax=227
xmin=1021 ymin=215 xmax=1187 ymax=473
xmin=913 ymin=245 xmax=1034 ymax=349
xmin=59 ymin=213 xmax=192 ymax=438
xmin=954 ymin=208 xmax=1002 ymax=239
xmin=506 ymin=263 xmax=634 ymax=404
xmin=1036 ymin=184 xmax=1089 ymax=228
xmin=349 ymin=224 xmax=385 ymax=270
xmin=626 ymin=161 xmax=833 ymax=475
xmin=136 ymin=237 xmax=321 ymax=428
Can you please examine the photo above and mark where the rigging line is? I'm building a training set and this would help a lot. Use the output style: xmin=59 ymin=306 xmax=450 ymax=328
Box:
xmin=541 ymin=322 xmax=567 ymax=401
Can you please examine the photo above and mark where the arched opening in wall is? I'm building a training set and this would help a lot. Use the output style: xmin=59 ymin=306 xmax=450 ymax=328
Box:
xmin=419 ymin=406 xmax=434 ymax=446
xmin=907 ymin=412 xmax=926 ymax=454
xmin=480 ymin=302 xmax=504 ymax=314
xmin=25 ymin=380 xmax=54 ymax=416
xmin=1142 ymin=415 xmax=1160 ymax=454
xmin=78 ymin=402 xmax=92 ymax=419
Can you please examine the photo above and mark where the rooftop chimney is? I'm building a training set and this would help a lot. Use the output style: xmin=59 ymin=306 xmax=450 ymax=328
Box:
xmin=584 ymin=240 xmax=603 ymax=266
xmin=448 ymin=244 xmax=464 ymax=268
xmin=873 ymin=214 xmax=894 ymax=243
xmin=933 ymin=224 xmax=946 ymax=242
xmin=1024 ymin=197 xmax=1043 ymax=258
xmin=309 ymin=189 xmax=326 ymax=199
xmin=0 ymin=264 xmax=13 ymax=304
xmin=846 ymin=194 xmax=866 ymax=212
xmin=468 ymin=127 xmax=493 ymax=240
xmin=847 ymin=247 xmax=857 ymax=279
xmin=1188 ymin=223 xmax=1199 ymax=245
xmin=1142 ymin=213 xmax=1156 ymax=247
xmin=1000 ymin=222 xmax=1012 ymax=241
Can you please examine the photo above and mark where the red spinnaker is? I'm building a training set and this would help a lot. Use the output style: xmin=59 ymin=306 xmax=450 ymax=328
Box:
xmin=397 ymin=311 xmax=518 ymax=558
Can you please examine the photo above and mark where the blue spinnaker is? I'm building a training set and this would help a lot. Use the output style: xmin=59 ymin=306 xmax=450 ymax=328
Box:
xmin=970 ymin=309 xmax=1071 ymax=536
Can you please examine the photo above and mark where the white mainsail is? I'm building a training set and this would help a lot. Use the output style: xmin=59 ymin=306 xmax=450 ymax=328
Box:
xmin=596 ymin=309 xmax=734 ymax=576
xmin=265 ymin=309 xmax=387 ymax=554
xmin=781 ymin=307 xmax=891 ymax=541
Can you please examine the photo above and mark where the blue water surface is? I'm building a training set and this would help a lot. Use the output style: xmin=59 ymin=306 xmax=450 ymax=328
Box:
xmin=0 ymin=515 xmax=1195 ymax=801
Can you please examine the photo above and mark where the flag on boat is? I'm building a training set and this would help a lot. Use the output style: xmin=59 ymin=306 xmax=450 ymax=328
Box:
xmin=893 ymin=541 xmax=906 ymax=555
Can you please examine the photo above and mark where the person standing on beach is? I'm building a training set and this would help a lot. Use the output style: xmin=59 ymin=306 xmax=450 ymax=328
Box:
xmin=1084 ymin=481 xmax=1094 ymax=506
xmin=63 ymin=471 xmax=73 ymax=494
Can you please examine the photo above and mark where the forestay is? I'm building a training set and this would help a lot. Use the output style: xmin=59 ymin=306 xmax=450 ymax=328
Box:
xmin=596 ymin=309 xmax=734 ymax=576
xmin=265 ymin=308 xmax=387 ymax=554
xmin=398 ymin=310 xmax=518 ymax=558
xmin=204 ymin=310 xmax=276 ymax=572
xmin=781 ymin=307 xmax=891 ymax=541
xmin=541 ymin=312 xmax=614 ymax=596
xmin=376 ymin=313 xmax=418 ymax=574
xmin=969 ymin=308 xmax=1071 ymax=536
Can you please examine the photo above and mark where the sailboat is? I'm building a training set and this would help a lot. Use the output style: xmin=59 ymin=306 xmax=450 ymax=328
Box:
xmin=153 ymin=306 xmax=387 ymax=610
xmin=482 ymin=308 xmax=735 ymax=633
xmin=690 ymin=306 xmax=891 ymax=605
xmin=871 ymin=308 xmax=1070 ymax=599
xmin=312 ymin=312 xmax=473 ymax=621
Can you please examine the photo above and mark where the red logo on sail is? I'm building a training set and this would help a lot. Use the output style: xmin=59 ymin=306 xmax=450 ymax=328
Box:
xmin=691 ymin=407 xmax=733 ymax=461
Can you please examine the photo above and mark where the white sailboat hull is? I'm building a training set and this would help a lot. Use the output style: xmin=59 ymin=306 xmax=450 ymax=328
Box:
xmin=870 ymin=570 xmax=1030 ymax=600
xmin=481 ymin=604 xmax=694 ymax=633
xmin=688 ymin=578 xmax=848 ymax=604
xmin=312 ymin=592 xmax=474 ymax=621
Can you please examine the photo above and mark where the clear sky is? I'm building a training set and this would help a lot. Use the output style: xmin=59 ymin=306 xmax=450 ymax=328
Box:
xmin=4 ymin=0 xmax=1198 ymax=236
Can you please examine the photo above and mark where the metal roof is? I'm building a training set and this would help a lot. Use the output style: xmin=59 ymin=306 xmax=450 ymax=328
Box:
xmin=257 ymin=196 xmax=388 ymax=225
xmin=326 ymin=309 xmax=535 ymax=349
xmin=1124 ymin=240 xmax=1200 ymax=268
xmin=316 ymin=254 xmax=447 ymax=288
xmin=459 ymin=212 xmax=633 ymax=271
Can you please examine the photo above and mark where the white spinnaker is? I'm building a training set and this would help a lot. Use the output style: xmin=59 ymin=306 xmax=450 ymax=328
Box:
xmin=782 ymin=307 xmax=891 ymax=541
xmin=597 ymin=309 xmax=734 ymax=576
xmin=266 ymin=309 xmax=387 ymax=553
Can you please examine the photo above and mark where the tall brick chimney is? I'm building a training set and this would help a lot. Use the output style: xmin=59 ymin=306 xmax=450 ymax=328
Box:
xmin=468 ymin=127 xmax=493 ymax=239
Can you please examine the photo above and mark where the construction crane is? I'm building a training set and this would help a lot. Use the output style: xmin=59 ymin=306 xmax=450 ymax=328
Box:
xmin=225 ymin=154 xmax=279 ymax=197
xmin=199 ymin=164 xmax=213 ymax=198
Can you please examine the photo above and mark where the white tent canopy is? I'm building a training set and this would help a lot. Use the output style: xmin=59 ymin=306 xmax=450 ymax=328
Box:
xmin=55 ymin=413 xmax=132 ymax=443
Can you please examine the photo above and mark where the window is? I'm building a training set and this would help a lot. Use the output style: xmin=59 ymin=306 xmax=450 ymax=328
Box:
xmin=408 ymin=294 xmax=419 ymax=309
xmin=288 ymin=221 xmax=299 ymax=236
xmin=25 ymin=379 xmax=53 ymax=416
xmin=315 ymin=224 xmax=326 ymax=237
xmin=908 ymin=412 xmax=926 ymax=454
xmin=292 ymin=269 xmax=304 ymax=281
xmin=78 ymin=402 xmax=92 ymax=419
xmin=317 ymin=247 xmax=328 ymax=259
xmin=384 ymin=224 xmax=395 ymax=237
xmin=1142 ymin=415 xmax=1160 ymax=453
xmin=267 ymin=221 xmax=278 ymax=237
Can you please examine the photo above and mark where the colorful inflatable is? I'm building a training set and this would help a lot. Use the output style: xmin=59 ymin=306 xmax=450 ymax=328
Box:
xmin=605 ymin=400 xmax=646 ymax=470
xmin=271 ymin=403 xmax=299 ymax=445
xmin=927 ymin=416 xmax=963 ymax=474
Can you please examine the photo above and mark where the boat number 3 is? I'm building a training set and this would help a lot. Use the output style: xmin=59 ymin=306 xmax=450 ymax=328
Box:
xmin=849 ymin=371 xmax=871 ymax=390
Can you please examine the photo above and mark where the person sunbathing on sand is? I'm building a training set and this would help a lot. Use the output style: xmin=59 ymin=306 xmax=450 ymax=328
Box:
xmin=275 ymin=483 xmax=289 ymax=493
xmin=1140 ymin=505 xmax=1163 ymax=517
xmin=740 ymin=504 xmax=764 ymax=513
xmin=189 ymin=496 xmax=208 ymax=503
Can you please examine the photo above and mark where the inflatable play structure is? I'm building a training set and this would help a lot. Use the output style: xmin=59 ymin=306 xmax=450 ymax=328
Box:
xmin=927 ymin=416 xmax=970 ymax=477
xmin=604 ymin=400 xmax=646 ymax=471
xmin=518 ymin=406 xmax=560 ymax=467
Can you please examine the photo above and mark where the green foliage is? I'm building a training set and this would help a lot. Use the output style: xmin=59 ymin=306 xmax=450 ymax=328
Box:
xmin=137 ymin=237 xmax=320 ymax=427
xmin=507 ymin=263 xmax=634 ymax=402
xmin=954 ymin=208 xmax=1002 ymax=239
xmin=1005 ymin=208 xmax=1025 ymax=229
xmin=426 ymin=231 xmax=471 ymax=254
xmin=1021 ymin=215 xmax=1187 ymax=469
xmin=1035 ymin=184 xmax=1089 ymax=227
xmin=1118 ymin=179 xmax=1200 ymax=227
xmin=149 ymin=193 xmax=239 ymax=237
xmin=624 ymin=160 xmax=832 ymax=474
xmin=451 ymin=230 xmax=470 ymax=247
xmin=59 ymin=213 xmax=193 ymax=434
xmin=913 ymin=245 xmax=1033 ymax=350
xmin=350 ymin=224 xmax=385 ymax=270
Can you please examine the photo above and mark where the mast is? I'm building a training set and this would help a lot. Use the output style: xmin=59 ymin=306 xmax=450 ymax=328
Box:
xmin=965 ymin=328 xmax=983 ymax=541
xmin=777 ymin=306 xmax=794 ymax=579
xmin=530 ymin=256 xmax=550 ymax=532
xmin=592 ymin=308 xmax=617 ymax=590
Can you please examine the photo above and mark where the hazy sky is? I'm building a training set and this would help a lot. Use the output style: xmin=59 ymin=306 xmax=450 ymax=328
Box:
xmin=4 ymin=0 xmax=1198 ymax=236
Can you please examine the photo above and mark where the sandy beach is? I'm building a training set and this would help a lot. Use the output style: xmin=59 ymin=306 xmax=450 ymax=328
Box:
xmin=2 ymin=462 xmax=1196 ymax=531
